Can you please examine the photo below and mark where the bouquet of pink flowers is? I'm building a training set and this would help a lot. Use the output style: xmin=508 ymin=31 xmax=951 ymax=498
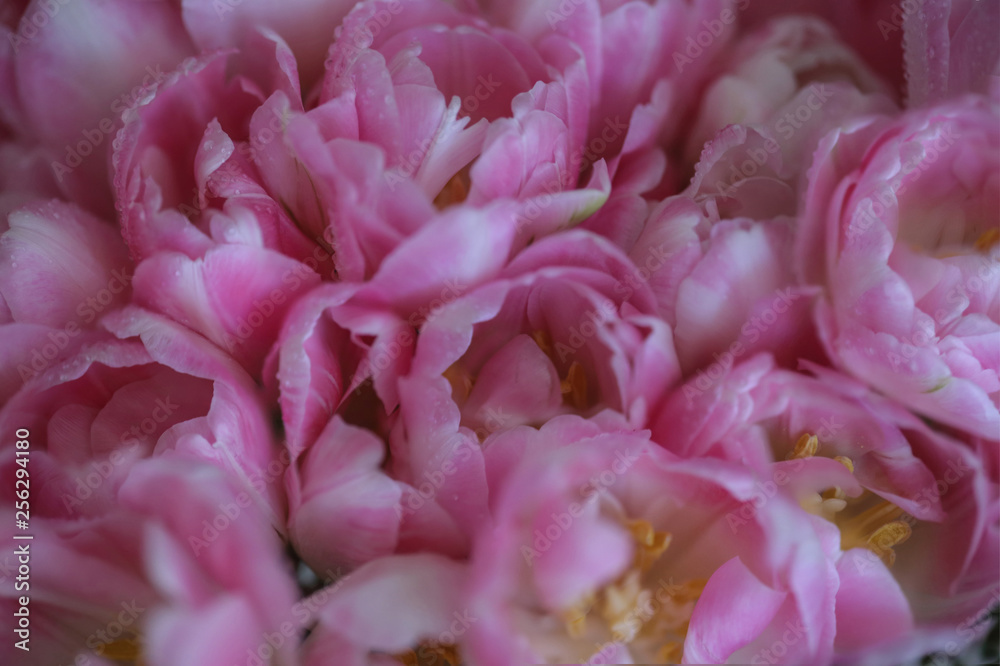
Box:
xmin=1 ymin=0 xmax=998 ymax=664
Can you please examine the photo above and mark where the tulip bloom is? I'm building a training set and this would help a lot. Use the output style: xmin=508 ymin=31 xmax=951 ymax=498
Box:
xmin=798 ymin=93 xmax=1000 ymax=441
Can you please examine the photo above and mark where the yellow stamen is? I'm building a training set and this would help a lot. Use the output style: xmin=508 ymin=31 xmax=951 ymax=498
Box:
xmin=822 ymin=497 xmax=848 ymax=514
xmin=561 ymin=591 xmax=596 ymax=638
xmin=443 ymin=363 xmax=474 ymax=402
xmin=664 ymin=578 xmax=708 ymax=604
xmin=559 ymin=519 xmax=704 ymax=661
xmin=866 ymin=520 xmax=912 ymax=567
xmin=95 ymin=637 xmax=142 ymax=662
xmin=974 ymin=227 xmax=1000 ymax=251
xmin=599 ymin=570 xmax=650 ymax=643
xmin=531 ymin=329 xmax=553 ymax=356
xmin=626 ymin=520 xmax=672 ymax=572
xmin=658 ymin=641 xmax=684 ymax=664
xmin=837 ymin=498 xmax=915 ymax=566
xmin=834 ymin=455 xmax=854 ymax=474
xmin=842 ymin=500 xmax=905 ymax=539
xmin=787 ymin=433 xmax=819 ymax=460
xmin=395 ymin=643 xmax=461 ymax=666
xmin=532 ymin=331 xmax=594 ymax=411
xmin=821 ymin=486 xmax=846 ymax=501
xmin=560 ymin=361 xmax=589 ymax=410
xmin=433 ymin=168 xmax=471 ymax=209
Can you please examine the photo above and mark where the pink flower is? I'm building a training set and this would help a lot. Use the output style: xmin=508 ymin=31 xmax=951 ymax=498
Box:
xmin=602 ymin=18 xmax=898 ymax=343
xmin=652 ymin=355 xmax=1000 ymax=660
xmin=797 ymin=93 xmax=1000 ymax=440
xmin=666 ymin=16 xmax=897 ymax=228
xmin=466 ymin=415 xmax=838 ymax=664
xmin=481 ymin=0 xmax=738 ymax=153
xmin=112 ymin=44 xmax=321 ymax=265
xmin=272 ymin=205 xmax=520 ymax=570
xmin=278 ymin=229 xmax=678 ymax=572
xmin=628 ymin=203 xmax=822 ymax=376
xmin=2 ymin=0 xmax=194 ymax=214
xmin=685 ymin=15 xmax=893 ymax=167
xmin=112 ymin=0 xmax=612 ymax=288
xmin=300 ymin=0 xmax=614 ymax=255
xmin=0 ymin=307 xmax=286 ymax=526
xmin=739 ymin=0 xmax=908 ymax=94
xmin=266 ymin=202 xmax=521 ymax=454
xmin=0 ymin=458 xmax=298 ymax=666
xmin=483 ymin=0 xmax=756 ymax=234
xmin=382 ymin=231 xmax=680 ymax=557
xmin=409 ymin=230 xmax=679 ymax=432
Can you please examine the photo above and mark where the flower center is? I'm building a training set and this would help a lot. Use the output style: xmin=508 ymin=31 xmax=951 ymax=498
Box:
xmin=94 ymin=635 xmax=144 ymax=664
xmin=559 ymin=519 xmax=706 ymax=664
xmin=443 ymin=363 xmax=475 ymax=404
xmin=442 ymin=331 xmax=591 ymax=416
xmin=974 ymin=227 xmax=1000 ymax=252
xmin=790 ymin=432 xmax=913 ymax=566
xmin=531 ymin=330 xmax=589 ymax=410
xmin=433 ymin=168 xmax=472 ymax=209
xmin=394 ymin=643 xmax=461 ymax=666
